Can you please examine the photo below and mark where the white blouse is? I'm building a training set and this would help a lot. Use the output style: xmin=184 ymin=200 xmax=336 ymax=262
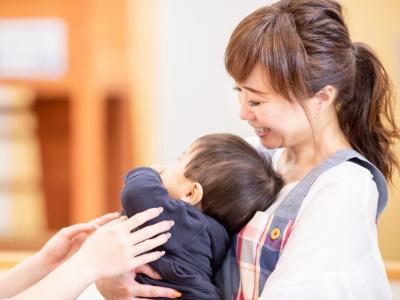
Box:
xmin=258 ymin=148 xmax=391 ymax=299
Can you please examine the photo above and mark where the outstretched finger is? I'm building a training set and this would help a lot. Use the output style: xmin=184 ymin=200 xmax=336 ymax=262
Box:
xmin=129 ymin=251 xmax=166 ymax=272
xmin=130 ymin=220 xmax=173 ymax=245
xmin=58 ymin=223 xmax=97 ymax=240
xmin=132 ymin=233 xmax=171 ymax=257
xmin=89 ymin=212 xmax=121 ymax=228
xmin=128 ymin=280 xmax=181 ymax=299
xmin=122 ymin=207 xmax=164 ymax=232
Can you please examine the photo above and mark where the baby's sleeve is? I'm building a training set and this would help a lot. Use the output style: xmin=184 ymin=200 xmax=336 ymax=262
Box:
xmin=121 ymin=167 xmax=206 ymax=249
xmin=121 ymin=167 xmax=171 ymax=218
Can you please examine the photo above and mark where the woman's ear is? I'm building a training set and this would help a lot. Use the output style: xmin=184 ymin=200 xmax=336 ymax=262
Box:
xmin=316 ymin=85 xmax=337 ymax=106
xmin=181 ymin=182 xmax=203 ymax=206
xmin=309 ymin=85 xmax=337 ymax=116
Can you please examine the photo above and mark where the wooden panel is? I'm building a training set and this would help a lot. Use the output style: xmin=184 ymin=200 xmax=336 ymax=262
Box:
xmin=33 ymin=95 xmax=71 ymax=229
xmin=0 ymin=0 xmax=134 ymax=227
xmin=105 ymin=94 xmax=133 ymax=213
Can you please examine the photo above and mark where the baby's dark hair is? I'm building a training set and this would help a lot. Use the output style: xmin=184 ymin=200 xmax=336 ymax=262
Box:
xmin=184 ymin=133 xmax=283 ymax=233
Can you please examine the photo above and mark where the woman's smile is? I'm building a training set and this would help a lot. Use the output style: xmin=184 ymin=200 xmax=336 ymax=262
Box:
xmin=252 ymin=126 xmax=271 ymax=138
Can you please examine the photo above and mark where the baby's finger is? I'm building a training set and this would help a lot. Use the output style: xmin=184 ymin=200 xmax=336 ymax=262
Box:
xmin=132 ymin=233 xmax=171 ymax=257
xmin=130 ymin=220 xmax=174 ymax=245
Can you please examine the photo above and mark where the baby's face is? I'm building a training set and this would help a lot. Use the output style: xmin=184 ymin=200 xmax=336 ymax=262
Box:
xmin=152 ymin=147 xmax=195 ymax=200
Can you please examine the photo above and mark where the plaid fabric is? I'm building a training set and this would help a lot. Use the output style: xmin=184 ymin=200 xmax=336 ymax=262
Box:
xmin=216 ymin=211 xmax=293 ymax=300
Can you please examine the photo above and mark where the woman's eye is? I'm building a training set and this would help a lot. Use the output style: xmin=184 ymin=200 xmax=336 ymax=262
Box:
xmin=248 ymin=100 xmax=260 ymax=107
xmin=233 ymin=86 xmax=242 ymax=92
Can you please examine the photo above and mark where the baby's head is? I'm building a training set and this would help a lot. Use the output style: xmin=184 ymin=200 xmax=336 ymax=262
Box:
xmin=157 ymin=133 xmax=283 ymax=233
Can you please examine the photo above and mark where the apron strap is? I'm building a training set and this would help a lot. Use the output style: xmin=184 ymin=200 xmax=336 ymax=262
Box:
xmin=348 ymin=157 xmax=388 ymax=219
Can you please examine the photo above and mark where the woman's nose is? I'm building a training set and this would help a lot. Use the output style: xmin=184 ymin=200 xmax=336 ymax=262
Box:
xmin=239 ymin=103 xmax=255 ymax=121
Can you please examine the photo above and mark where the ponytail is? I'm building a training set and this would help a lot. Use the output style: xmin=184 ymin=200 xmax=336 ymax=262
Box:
xmin=338 ymin=42 xmax=400 ymax=179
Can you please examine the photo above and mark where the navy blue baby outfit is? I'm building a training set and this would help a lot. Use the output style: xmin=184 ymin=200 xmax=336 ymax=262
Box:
xmin=121 ymin=167 xmax=230 ymax=300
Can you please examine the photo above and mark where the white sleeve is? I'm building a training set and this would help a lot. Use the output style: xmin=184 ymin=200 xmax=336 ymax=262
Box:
xmin=260 ymin=163 xmax=391 ymax=300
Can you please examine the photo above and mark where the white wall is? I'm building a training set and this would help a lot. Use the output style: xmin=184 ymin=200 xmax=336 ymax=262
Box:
xmin=154 ymin=0 xmax=274 ymax=163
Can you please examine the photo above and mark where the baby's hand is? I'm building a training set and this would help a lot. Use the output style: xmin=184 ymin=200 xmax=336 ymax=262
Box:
xmin=74 ymin=207 xmax=174 ymax=280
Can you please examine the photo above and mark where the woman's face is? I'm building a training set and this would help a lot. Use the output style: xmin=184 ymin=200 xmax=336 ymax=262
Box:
xmin=235 ymin=64 xmax=313 ymax=149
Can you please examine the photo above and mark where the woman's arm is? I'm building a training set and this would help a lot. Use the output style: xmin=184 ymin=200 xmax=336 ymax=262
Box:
xmin=0 ymin=213 xmax=119 ymax=298
xmin=3 ymin=208 xmax=173 ymax=300
xmin=0 ymin=250 xmax=53 ymax=299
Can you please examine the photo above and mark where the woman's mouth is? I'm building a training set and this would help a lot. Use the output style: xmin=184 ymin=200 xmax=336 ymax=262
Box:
xmin=254 ymin=127 xmax=271 ymax=137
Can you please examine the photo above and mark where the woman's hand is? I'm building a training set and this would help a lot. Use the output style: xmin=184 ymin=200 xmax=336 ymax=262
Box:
xmin=74 ymin=207 xmax=174 ymax=281
xmin=38 ymin=212 xmax=121 ymax=270
xmin=96 ymin=265 xmax=182 ymax=299
xmin=5 ymin=208 xmax=173 ymax=300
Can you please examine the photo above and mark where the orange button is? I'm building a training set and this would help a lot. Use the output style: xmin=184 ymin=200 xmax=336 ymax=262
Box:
xmin=270 ymin=228 xmax=281 ymax=240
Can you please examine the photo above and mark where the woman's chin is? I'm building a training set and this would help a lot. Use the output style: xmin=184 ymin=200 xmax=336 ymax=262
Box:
xmin=259 ymin=135 xmax=282 ymax=149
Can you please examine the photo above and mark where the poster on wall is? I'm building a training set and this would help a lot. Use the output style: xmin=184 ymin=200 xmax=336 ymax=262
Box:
xmin=0 ymin=18 xmax=68 ymax=80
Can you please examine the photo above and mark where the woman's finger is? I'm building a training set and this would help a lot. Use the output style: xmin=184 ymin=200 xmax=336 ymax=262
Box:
xmin=130 ymin=220 xmax=174 ymax=245
xmin=135 ymin=264 xmax=162 ymax=280
xmin=89 ymin=212 xmax=121 ymax=227
xmin=58 ymin=223 xmax=96 ymax=239
xmin=128 ymin=281 xmax=181 ymax=299
xmin=122 ymin=207 xmax=164 ymax=231
xmin=104 ymin=215 xmax=128 ymax=227
xmin=130 ymin=250 xmax=165 ymax=270
xmin=132 ymin=233 xmax=171 ymax=257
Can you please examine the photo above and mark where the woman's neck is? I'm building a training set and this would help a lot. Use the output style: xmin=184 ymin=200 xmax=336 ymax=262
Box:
xmin=278 ymin=117 xmax=352 ymax=183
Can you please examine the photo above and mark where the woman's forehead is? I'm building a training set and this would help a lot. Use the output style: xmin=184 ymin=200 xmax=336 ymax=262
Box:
xmin=240 ymin=64 xmax=274 ymax=92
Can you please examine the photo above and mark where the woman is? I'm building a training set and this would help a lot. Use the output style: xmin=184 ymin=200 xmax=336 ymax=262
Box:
xmin=0 ymin=208 xmax=173 ymax=300
xmin=97 ymin=0 xmax=399 ymax=298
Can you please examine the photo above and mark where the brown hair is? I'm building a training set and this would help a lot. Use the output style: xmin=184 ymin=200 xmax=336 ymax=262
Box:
xmin=225 ymin=0 xmax=399 ymax=179
xmin=184 ymin=133 xmax=283 ymax=233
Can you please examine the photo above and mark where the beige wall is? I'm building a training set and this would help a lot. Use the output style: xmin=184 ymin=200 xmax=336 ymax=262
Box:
xmin=339 ymin=0 xmax=400 ymax=260
xmin=126 ymin=0 xmax=160 ymax=167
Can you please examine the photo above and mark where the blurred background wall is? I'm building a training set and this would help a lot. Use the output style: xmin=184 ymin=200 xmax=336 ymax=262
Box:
xmin=338 ymin=0 xmax=400 ymax=267
xmin=0 ymin=0 xmax=398 ymax=282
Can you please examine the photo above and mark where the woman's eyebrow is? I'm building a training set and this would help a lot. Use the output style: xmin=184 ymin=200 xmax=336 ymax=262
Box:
xmin=242 ymin=86 xmax=270 ymax=96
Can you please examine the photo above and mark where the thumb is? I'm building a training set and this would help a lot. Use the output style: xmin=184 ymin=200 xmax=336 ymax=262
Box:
xmin=60 ymin=223 xmax=97 ymax=240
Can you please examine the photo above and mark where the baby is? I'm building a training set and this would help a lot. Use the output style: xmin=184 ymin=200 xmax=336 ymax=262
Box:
xmin=121 ymin=133 xmax=283 ymax=299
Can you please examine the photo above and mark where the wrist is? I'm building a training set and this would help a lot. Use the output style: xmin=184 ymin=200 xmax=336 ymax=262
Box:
xmin=68 ymin=251 xmax=99 ymax=283
xmin=32 ymin=250 xmax=55 ymax=274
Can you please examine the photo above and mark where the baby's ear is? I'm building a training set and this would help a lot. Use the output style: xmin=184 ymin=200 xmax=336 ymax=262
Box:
xmin=181 ymin=182 xmax=203 ymax=205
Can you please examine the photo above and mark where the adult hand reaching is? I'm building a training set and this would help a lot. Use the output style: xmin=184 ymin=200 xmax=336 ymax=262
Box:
xmin=76 ymin=208 xmax=174 ymax=280
xmin=96 ymin=264 xmax=182 ymax=300
xmin=38 ymin=212 xmax=121 ymax=269
xmin=4 ymin=207 xmax=174 ymax=300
